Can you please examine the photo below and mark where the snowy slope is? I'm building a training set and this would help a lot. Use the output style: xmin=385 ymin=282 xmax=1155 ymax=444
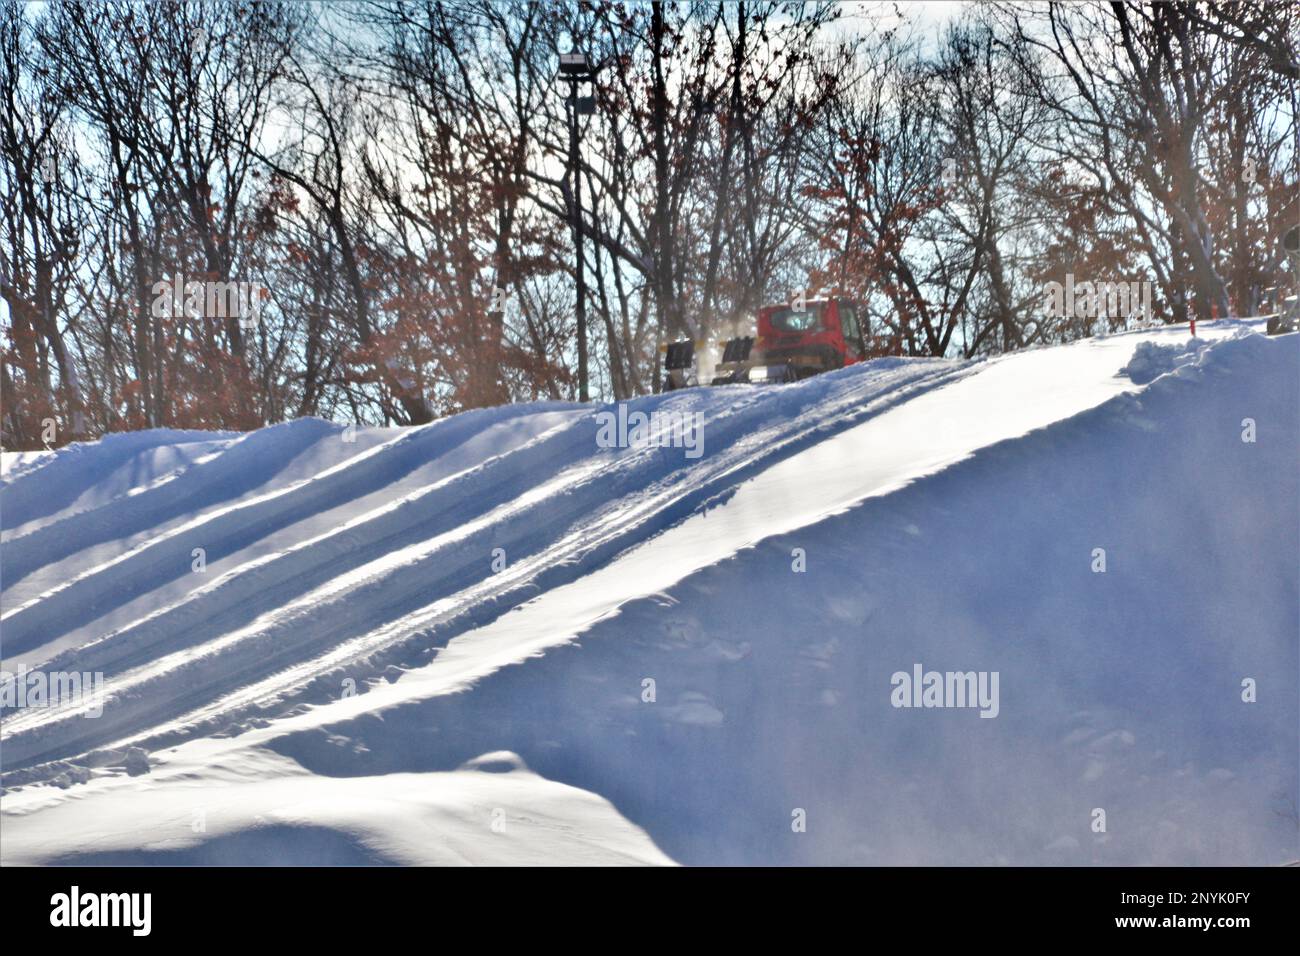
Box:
xmin=2 ymin=321 xmax=1296 ymax=865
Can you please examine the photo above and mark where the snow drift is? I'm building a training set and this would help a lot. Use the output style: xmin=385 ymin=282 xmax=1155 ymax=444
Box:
xmin=2 ymin=321 xmax=1296 ymax=865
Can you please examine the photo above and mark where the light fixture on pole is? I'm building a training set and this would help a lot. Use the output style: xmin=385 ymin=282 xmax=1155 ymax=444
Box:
xmin=559 ymin=50 xmax=596 ymax=402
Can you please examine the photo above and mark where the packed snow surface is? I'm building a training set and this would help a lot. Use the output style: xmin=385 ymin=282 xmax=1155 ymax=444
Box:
xmin=2 ymin=321 xmax=1296 ymax=865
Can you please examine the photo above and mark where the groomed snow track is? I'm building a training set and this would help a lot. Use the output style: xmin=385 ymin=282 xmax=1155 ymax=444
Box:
xmin=2 ymin=321 xmax=1296 ymax=866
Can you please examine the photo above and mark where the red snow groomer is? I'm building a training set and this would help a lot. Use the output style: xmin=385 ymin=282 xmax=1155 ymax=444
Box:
xmin=661 ymin=298 xmax=899 ymax=390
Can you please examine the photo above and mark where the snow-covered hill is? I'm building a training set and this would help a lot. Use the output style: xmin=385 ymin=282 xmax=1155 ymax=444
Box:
xmin=2 ymin=321 xmax=1296 ymax=865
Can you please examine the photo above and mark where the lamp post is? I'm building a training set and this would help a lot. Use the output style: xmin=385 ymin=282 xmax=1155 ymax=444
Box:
xmin=560 ymin=51 xmax=595 ymax=402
